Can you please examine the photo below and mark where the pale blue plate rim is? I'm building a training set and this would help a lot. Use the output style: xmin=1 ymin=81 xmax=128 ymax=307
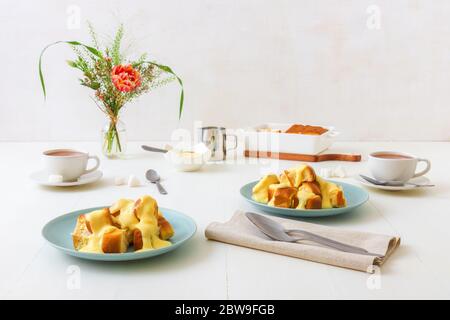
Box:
xmin=240 ymin=180 xmax=369 ymax=218
xmin=42 ymin=206 xmax=197 ymax=261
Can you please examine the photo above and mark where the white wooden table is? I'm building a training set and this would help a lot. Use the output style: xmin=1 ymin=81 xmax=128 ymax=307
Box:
xmin=1 ymin=141 xmax=449 ymax=299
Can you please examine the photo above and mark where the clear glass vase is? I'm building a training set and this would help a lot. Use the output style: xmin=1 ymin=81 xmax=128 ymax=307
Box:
xmin=101 ymin=119 xmax=127 ymax=158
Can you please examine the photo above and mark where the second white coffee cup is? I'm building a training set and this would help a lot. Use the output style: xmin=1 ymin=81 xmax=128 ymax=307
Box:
xmin=368 ymin=151 xmax=431 ymax=183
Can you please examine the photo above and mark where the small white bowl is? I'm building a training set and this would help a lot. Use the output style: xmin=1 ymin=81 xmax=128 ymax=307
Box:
xmin=164 ymin=143 xmax=211 ymax=172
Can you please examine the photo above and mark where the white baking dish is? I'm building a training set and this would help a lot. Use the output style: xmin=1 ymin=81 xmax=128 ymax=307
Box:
xmin=244 ymin=123 xmax=339 ymax=155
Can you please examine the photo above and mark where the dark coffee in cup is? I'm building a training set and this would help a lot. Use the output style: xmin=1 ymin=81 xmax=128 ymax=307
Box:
xmin=45 ymin=150 xmax=85 ymax=157
xmin=372 ymin=153 xmax=413 ymax=160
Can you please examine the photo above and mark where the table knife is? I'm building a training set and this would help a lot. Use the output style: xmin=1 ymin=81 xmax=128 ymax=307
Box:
xmin=245 ymin=212 xmax=383 ymax=257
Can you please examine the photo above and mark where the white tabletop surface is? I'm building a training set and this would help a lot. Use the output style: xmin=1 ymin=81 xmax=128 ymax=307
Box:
xmin=1 ymin=141 xmax=449 ymax=299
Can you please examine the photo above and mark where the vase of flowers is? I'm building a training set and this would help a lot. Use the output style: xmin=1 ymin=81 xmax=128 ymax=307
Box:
xmin=101 ymin=118 xmax=127 ymax=157
xmin=39 ymin=23 xmax=184 ymax=158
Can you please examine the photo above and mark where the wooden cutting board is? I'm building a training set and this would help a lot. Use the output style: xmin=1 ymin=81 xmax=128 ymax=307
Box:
xmin=244 ymin=150 xmax=361 ymax=162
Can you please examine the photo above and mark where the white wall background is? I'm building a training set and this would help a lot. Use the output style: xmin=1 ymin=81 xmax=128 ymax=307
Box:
xmin=0 ymin=0 xmax=449 ymax=142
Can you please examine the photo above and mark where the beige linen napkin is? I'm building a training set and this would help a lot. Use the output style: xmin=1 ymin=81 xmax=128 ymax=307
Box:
xmin=205 ymin=211 xmax=400 ymax=273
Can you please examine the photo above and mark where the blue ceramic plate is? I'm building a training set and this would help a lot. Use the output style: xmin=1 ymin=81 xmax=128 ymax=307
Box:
xmin=240 ymin=180 xmax=369 ymax=218
xmin=42 ymin=207 xmax=196 ymax=261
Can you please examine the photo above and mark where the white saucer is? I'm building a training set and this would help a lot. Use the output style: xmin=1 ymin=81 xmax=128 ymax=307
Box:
xmin=356 ymin=175 xmax=432 ymax=191
xmin=30 ymin=170 xmax=103 ymax=187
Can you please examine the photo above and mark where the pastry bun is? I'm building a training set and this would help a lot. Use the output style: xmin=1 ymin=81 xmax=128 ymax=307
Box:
xmin=285 ymin=124 xmax=328 ymax=135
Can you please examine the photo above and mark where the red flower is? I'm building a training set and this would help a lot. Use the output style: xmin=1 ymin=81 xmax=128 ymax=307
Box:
xmin=95 ymin=90 xmax=104 ymax=100
xmin=111 ymin=64 xmax=141 ymax=92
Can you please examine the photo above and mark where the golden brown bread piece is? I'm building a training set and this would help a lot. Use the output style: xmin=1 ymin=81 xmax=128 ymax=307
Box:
xmin=132 ymin=196 xmax=172 ymax=251
xmin=279 ymin=170 xmax=295 ymax=187
xmin=110 ymin=197 xmax=174 ymax=243
xmin=85 ymin=208 xmax=113 ymax=231
xmin=72 ymin=214 xmax=91 ymax=251
xmin=72 ymin=208 xmax=127 ymax=253
xmin=133 ymin=198 xmax=142 ymax=220
xmin=291 ymin=196 xmax=299 ymax=208
xmin=252 ymin=174 xmax=280 ymax=203
xmin=316 ymin=177 xmax=347 ymax=208
xmin=296 ymin=189 xmax=322 ymax=209
xmin=329 ymin=188 xmax=346 ymax=208
xmin=109 ymin=199 xmax=140 ymax=242
xmin=306 ymin=196 xmax=322 ymax=209
xmin=157 ymin=211 xmax=175 ymax=240
xmin=267 ymin=183 xmax=277 ymax=202
xmin=268 ymin=186 xmax=298 ymax=208
xmin=133 ymin=229 xmax=144 ymax=251
xmin=297 ymin=181 xmax=322 ymax=209
xmin=102 ymin=228 xmax=128 ymax=253
xmin=286 ymin=165 xmax=316 ymax=187
xmin=285 ymin=124 xmax=328 ymax=135
xmin=134 ymin=196 xmax=158 ymax=220
xmin=299 ymin=181 xmax=322 ymax=196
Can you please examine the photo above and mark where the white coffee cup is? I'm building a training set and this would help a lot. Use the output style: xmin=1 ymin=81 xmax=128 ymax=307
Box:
xmin=42 ymin=149 xmax=100 ymax=182
xmin=368 ymin=151 xmax=431 ymax=183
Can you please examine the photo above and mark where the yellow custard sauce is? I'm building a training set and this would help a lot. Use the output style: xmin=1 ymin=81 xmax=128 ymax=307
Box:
xmin=79 ymin=209 xmax=123 ymax=253
xmin=133 ymin=196 xmax=171 ymax=251
xmin=72 ymin=195 xmax=174 ymax=254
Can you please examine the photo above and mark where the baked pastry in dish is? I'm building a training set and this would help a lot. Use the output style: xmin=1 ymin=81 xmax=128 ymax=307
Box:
xmin=252 ymin=165 xmax=346 ymax=210
xmin=285 ymin=124 xmax=328 ymax=135
xmin=72 ymin=195 xmax=174 ymax=254
xmin=256 ymin=124 xmax=328 ymax=135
